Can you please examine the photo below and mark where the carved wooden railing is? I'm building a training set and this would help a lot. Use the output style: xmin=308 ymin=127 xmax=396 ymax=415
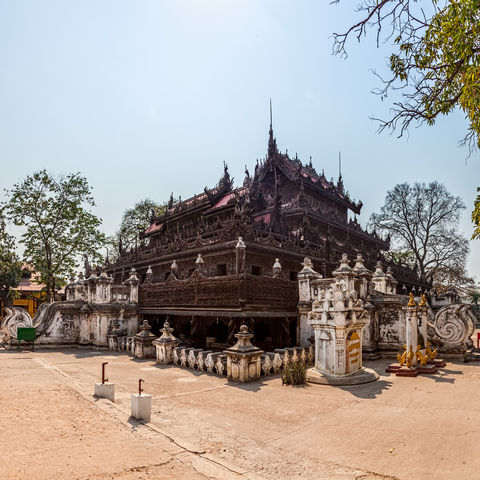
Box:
xmin=139 ymin=274 xmax=298 ymax=311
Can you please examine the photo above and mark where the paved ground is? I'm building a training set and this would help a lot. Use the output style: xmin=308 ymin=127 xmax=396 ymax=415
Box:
xmin=0 ymin=348 xmax=479 ymax=480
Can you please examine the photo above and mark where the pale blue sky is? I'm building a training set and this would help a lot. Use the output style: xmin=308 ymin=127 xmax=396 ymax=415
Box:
xmin=0 ymin=1 xmax=478 ymax=278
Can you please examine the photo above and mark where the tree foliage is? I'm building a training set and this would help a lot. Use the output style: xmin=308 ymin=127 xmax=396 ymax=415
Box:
xmin=108 ymin=198 xmax=167 ymax=260
xmin=472 ymin=187 xmax=480 ymax=239
xmin=2 ymin=170 xmax=105 ymax=301
xmin=0 ymin=210 xmax=23 ymax=305
xmin=369 ymin=181 xmax=470 ymax=288
xmin=333 ymin=0 xmax=480 ymax=152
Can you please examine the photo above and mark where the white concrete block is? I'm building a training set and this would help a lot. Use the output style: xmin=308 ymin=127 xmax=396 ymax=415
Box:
xmin=131 ymin=394 xmax=152 ymax=422
xmin=94 ymin=382 xmax=115 ymax=402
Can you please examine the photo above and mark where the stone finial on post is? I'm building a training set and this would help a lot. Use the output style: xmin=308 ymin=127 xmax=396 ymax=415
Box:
xmin=123 ymin=268 xmax=139 ymax=303
xmin=235 ymin=237 xmax=246 ymax=275
xmin=96 ymin=267 xmax=114 ymax=303
xmin=297 ymin=257 xmax=322 ymax=347
xmin=352 ymin=254 xmax=372 ymax=299
xmin=85 ymin=269 xmax=98 ymax=304
xmin=133 ymin=320 xmax=156 ymax=359
xmin=332 ymin=253 xmax=355 ymax=291
xmin=74 ymin=272 xmax=86 ymax=301
xmin=144 ymin=266 xmax=153 ymax=284
xmin=272 ymin=258 xmax=282 ymax=278
xmin=153 ymin=321 xmax=179 ymax=364
xmin=225 ymin=325 xmax=263 ymax=382
xmin=371 ymin=261 xmax=388 ymax=293
xmin=195 ymin=254 xmax=205 ymax=275
xmin=298 ymin=257 xmax=321 ymax=303
xmin=170 ymin=260 xmax=179 ymax=278
xmin=66 ymin=275 xmax=76 ymax=301
xmin=385 ymin=266 xmax=398 ymax=294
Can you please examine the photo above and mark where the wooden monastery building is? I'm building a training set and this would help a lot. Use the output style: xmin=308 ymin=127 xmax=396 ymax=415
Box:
xmin=108 ymin=122 xmax=422 ymax=351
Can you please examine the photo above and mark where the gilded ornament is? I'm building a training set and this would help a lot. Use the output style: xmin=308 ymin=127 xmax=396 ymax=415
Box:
xmin=407 ymin=292 xmax=416 ymax=307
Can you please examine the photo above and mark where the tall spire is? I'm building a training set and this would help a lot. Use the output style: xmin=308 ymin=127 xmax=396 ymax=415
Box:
xmin=268 ymin=99 xmax=278 ymax=158
xmin=337 ymin=151 xmax=344 ymax=193
xmin=270 ymin=98 xmax=273 ymax=131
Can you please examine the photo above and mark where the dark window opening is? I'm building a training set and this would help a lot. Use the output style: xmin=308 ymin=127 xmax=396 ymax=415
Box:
xmin=216 ymin=264 xmax=227 ymax=276
xmin=290 ymin=271 xmax=297 ymax=281
xmin=251 ymin=265 xmax=262 ymax=276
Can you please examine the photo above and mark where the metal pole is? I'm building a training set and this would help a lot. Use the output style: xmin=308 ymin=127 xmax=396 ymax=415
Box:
xmin=138 ymin=378 xmax=144 ymax=396
xmin=102 ymin=362 xmax=108 ymax=384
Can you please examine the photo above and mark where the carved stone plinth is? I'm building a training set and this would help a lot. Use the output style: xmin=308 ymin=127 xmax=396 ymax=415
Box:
xmin=225 ymin=325 xmax=263 ymax=382
xmin=152 ymin=321 xmax=179 ymax=364
xmin=133 ymin=320 xmax=156 ymax=359
xmin=307 ymin=255 xmax=378 ymax=386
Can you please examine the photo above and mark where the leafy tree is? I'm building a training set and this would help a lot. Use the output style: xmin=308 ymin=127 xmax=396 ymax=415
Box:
xmin=472 ymin=187 xmax=480 ymax=239
xmin=2 ymin=170 xmax=105 ymax=301
xmin=370 ymin=181 xmax=470 ymax=287
xmin=333 ymin=0 xmax=480 ymax=152
xmin=108 ymin=198 xmax=167 ymax=260
xmin=0 ymin=210 xmax=23 ymax=308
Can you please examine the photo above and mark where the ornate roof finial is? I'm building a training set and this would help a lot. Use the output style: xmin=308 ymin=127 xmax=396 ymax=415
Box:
xmin=268 ymin=99 xmax=278 ymax=158
xmin=270 ymin=97 xmax=273 ymax=130
xmin=337 ymin=152 xmax=344 ymax=193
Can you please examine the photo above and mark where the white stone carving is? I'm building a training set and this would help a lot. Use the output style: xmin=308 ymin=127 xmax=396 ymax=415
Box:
xmin=1 ymin=307 xmax=34 ymax=341
xmin=430 ymin=304 xmax=475 ymax=350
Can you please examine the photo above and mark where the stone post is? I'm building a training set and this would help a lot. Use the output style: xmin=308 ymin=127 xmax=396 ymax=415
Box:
xmin=153 ymin=321 xmax=179 ymax=364
xmin=352 ymin=254 xmax=378 ymax=359
xmin=65 ymin=275 xmax=76 ymax=301
xmin=297 ymin=257 xmax=322 ymax=346
xmin=123 ymin=268 xmax=139 ymax=304
xmin=235 ymin=237 xmax=246 ymax=275
xmin=388 ymin=293 xmax=438 ymax=376
xmin=85 ymin=271 xmax=97 ymax=304
xmin=170 ymin=260 xmax=179 ymax=278
xmin=371 ymin=261 xmax=388 ymax=293
xmin=74 ymin=272 xmax=86 ymax=301
xmin=385 ymin=267 xmax=398 ymax=294
xmin=225 ymin=325 xmax=263 ymax=382
xmin=272 ymin=258 xmax=282 ymax=278
xmin=96 ymin=268 xmax=113 ymax=303
xmin=133 ymin=320 xmax=156 ymax=359
xmin=195 ymin=254 xmax=205 ymax=275
xmin=144 ymin=266 xmax=153 ymax=283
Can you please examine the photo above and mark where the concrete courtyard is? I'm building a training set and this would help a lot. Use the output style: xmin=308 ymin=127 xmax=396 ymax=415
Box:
xmin=0 ymin=347 xmax=478 ymax=480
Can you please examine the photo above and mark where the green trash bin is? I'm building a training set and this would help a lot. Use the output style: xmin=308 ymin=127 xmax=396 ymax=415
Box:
xmin=17 ymin=327 xmax=36 ymax=352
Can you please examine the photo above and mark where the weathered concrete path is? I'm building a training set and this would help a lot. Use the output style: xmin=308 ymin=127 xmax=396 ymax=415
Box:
xmin=0 ymin=348 xmax=478 ymax=479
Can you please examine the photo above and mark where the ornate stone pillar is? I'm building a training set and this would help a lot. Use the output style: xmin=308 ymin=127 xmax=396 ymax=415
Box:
xmin=306 ymin=254 xmax=378 ymax=386
xmin=153 ymin=321 xmax=179 ymax=364
xmin=297 ymin=257 xmax=322 ymax=346
xmin=133 ymin=320 xmax=156 ymax=359
xmin=195 ymin=254 xmax=204 ymax=275
xmin=123 ymin=268 xmax=139 ymax=304
xmin=388 ymin=293 xmax=439 ymax=376
xmin=225 ymin=325 xmax=263 ymax=382
xmin=96 ymin=268 xmax=113 ymax=303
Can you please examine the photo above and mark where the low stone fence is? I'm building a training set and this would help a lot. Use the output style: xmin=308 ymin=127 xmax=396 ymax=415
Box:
xmin=108 ymin=321 xmax=314 ymax=382
xmin=169 ymin=345 xmax=314 ymax=378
